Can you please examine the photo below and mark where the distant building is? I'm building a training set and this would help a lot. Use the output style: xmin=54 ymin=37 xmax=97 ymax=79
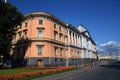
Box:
xmin=98 ymin=53 xmax=120 ymax=60
xmin=98 ymin=54 xmax=112 ymax=60
xmin=10 ymin=12 xmax=97 ymax=67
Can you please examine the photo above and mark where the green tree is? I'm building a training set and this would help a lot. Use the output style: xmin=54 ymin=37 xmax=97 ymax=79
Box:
xmin=0 ymin=0 xmax=24 ymax=59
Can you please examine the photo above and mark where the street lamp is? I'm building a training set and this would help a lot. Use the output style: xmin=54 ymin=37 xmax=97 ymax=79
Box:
xmin=26 ymin=56 xmax=30 ymax=67
xmin=65 ymin=48 xmax=68 ymax=67
xmin=0 ymin=55 xmax=4 ymax=60
xmin=4 ymin=0 xmax=7 ymax=3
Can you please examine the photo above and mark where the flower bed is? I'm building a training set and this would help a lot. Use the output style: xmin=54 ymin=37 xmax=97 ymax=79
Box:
xmin=0 ymin=66 xmax=75 ymax=80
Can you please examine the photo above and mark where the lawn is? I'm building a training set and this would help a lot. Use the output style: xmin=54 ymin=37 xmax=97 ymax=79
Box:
xmin=0 ymin=68 xmax=46 ymax=76
xmin=0 ymin=66 xmax=76 ymax=80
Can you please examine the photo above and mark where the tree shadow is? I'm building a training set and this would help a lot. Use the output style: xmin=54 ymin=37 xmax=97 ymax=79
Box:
xmin=11 ymin=37 xmax=31 ymax=67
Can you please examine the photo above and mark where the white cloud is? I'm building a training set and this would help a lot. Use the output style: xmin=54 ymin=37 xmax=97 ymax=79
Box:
xmin=100 ymin=41 xmax=116 ymax=47
xmin=97 ymin=47 xmax=104 ymax=52
xmin=97 ymin=41 xmax=120 ymax=53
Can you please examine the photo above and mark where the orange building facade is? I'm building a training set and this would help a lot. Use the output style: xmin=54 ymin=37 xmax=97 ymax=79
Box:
xmin=11 ymin=12 xmax=97 ymax=67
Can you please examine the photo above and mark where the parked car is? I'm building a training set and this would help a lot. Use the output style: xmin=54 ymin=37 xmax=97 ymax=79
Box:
xmin=3 ymin=59 xmax=12 ymax=69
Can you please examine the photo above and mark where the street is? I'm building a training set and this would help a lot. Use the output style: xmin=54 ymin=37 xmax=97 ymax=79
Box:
xmin=33 ymin=61 xmax=120 ymax=80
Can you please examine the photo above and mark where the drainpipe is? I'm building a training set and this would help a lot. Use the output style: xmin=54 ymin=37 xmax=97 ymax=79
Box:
xmin=65 ymin=42 xmax=68 ymax=67
xmin=48 ymin=20 xmax=51 ymax=66
xmin=65 ymin=28 xmax=68 ymax=67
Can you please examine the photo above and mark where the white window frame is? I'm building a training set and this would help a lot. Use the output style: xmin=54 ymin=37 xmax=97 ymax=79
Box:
xmin=54 ymin=46 xmax=58 ymax=56
xmin=54 ymin=31 xmax=58 ymax=40
xmin=38 ymin=29 xmax=43 ymax=38
xmin=38 ymin=46 xmax=42 ymax=55
xmin=60 ymin=48 xmax=63 ymax=56
xmin=23 ymin=30 xmax=27 ymax=39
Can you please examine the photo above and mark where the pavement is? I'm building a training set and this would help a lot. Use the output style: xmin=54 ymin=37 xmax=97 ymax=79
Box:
xmin=32 ymin=66 xmax=95 ymax=80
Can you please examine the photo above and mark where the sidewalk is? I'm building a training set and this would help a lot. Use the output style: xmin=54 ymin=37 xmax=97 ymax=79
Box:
xmin=32 ymin=66 xmax=94 ymax=80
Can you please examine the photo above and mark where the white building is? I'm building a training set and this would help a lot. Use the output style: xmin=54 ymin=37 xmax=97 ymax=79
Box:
xmin=77 ymin=25 xmax=97 ymax=59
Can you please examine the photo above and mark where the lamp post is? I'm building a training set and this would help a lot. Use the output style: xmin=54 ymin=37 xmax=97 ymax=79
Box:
xmin=26 ymin=56 xmax=30 ymax=67
xmin=1 ymin=55 xmax=3 ymax=58
xmin=65 ymin=48 xmax=68 ymax=67
xmin=5 ymin=0 xmax=7 ymax=3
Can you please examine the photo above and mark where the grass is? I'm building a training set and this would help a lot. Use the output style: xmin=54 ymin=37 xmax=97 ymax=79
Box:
xmin=0 ymin=67 xmax=77 ymax=80
xmin=15 ymin=68 xmax=76 ymax=80
xmin=0 ymin=68 xmax=46 ymax=76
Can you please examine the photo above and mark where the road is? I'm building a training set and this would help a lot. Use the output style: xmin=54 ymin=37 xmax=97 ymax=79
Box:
xmin=33 ymin=61 xmax=120 ymax=80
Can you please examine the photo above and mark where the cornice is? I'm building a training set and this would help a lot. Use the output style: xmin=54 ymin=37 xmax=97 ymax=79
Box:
xmin=25 ymin=12 xmax=67 ymax=27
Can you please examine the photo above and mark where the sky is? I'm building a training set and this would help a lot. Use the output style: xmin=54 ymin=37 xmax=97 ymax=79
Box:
xmin=7 ymin=0 xmax=120 ymax=53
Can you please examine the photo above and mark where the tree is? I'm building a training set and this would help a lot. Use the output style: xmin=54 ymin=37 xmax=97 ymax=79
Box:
xmin=0 ymin=0 xmax=24 ymax=59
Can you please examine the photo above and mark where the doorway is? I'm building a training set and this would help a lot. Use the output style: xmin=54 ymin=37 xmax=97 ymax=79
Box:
xmin=37 ymin=59 xmax=43 ymax=67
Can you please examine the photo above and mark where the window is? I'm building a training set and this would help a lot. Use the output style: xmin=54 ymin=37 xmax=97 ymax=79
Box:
xmin=59 ymin=26 xmax=62 ymax=31
xmin=54 ymin=47 xmax=58 ymax=56
xmin=17 ymin=47 xmax=20 ymax=56
xmin=75 ymin=51 xmax=77 ymax=57
xmin=13 ymin=35 xmax=16 ymax=42
xmin=25 ymin=22 xmax=27 ymax=27
xmin=59 ymin=34 xmax=62 ymax=42
xmin=78 ymin=51 xmax=80 ymax=57
xmin=18 ymin=32 xmax=22 ymax=39
xmin=54 ymin=31 xmax=57 ymax=40
xmin=55 ymin=58 xmax=57 ymax=62
xmin=17 ymin=23 xmax=22 ymax=29
xmin=64 ymin=28 xmax=66 ymax=34
xmin=38 ymin=29 xmax=43 ymax=38
xmin=24 ymin=30 xmax=27 ymax=39
xmin=60 ymin=48 xmax=63 ymax=56
xmin=22 ymin=47 xmax=26 ymax=55
xmin=38 ymin=46 xmax=42 ymax=55
xmin=64 ymin=36 xmax=67 ymax=43
xmin=72 ymin=50 xmax=74 ymax=57
xmin=60 ymin=58 xmax=63 ymax=62
xmin=54 ymin=23 xmax=56 ymax=29
xmin=39 ymin=20 xmax=43 ymax=24
xmin=19 ymin=24 xmax=22 ymax=29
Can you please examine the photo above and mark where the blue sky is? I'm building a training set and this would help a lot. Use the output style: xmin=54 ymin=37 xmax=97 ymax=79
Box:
xmin=8 ymin=0 xmax=120 ymax=53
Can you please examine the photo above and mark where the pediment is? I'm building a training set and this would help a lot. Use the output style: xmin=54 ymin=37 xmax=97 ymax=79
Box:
xmin=77 ymin=25 xmax=91 ymax=38
xmin=77 ymin=25 xmax=87 ymax=32
xmin=84 ymin=32 xmax=91 ymax=38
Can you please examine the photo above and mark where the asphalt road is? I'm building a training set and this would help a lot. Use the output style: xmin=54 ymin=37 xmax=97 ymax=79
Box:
xmin=64 ymin=61 xmax=120 ymax=80
xmin=33 ymin=61 xmax=120 ymax=80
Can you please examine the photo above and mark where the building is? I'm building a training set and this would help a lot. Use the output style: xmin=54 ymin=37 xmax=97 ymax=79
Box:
xmin=77 ymin=25 xmax=97 ymax=63
xmin=98 ymin=53 xmax=120 ymax=61
xmin=11 ymin=12 xmax=97 ymax=67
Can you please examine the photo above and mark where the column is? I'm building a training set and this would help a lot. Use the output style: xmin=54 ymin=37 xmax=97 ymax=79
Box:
xmin=71 ymin=32 xmax=73 ymax=45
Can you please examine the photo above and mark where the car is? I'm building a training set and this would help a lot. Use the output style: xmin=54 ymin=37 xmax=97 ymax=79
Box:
xmin=3 ymin=59 xmax=12 ymax=69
